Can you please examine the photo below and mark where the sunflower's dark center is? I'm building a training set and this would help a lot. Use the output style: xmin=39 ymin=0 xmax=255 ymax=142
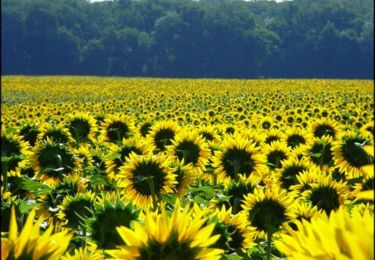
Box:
xmin=248 ymin=198 xmax=286 ymax=232
xmin=226 ymin=127 xmax=235 ymax=134
xmin=139 ymin=232 xmax=199 ymax=260
xmin=341 ymin=138 xmax=373 ymax=167
xmin=64 ymin=198 xmax=94 ymax=228
xmin=314 ymin=124 xmax=336 ymax=138
xmin=107 ymin=121 xmax=130 ymax=142
xmin=309 ymin=142 xmax=333 ymax=167
xmin=365 ymin=126 xmax=374 ymax=137
xmin=140 ymin=123 xmax=152 ymax=137
xmin=310 ymin=186 xmax=340 ymax=214
xmin=200 ymin=131 xmax=214 ymax=142
xmin=267 ymin=150 xmax=288 ymax=170
xmin=227 ymin=224 xmax=245 ymax=251
xmin=38 ymin=145 xmax=75 ymax=178
xmin=90 ymin=204 xmax=139 ymax=249
xmin=211 ymin=221 xmax=229 ymax=251
xmin=362 ymin=178 xmax=374 ymax=190
xmin=281 ymin=165 xmax=306 ymax=189
xmin=154 ymin=128 xmax=175 ymax=151
xmin=287 ymin=134 xmax=306 ymax=148
xmin=176 ymin=140 xmax=200 ymax=165
xmin=262 ymin=121 xmax=271 ymax=130
xmin=68 ymin=119 xmax=91 ymax=141
xmin=1 ymin=138 xmax=21 ymax=157
xmin=331 ymin=168 xmax=347 ymax=182
xmin=131 ymin=161 xmax=166 ymax=196
xmin=222 ymin=148 xmax=255 ymax=179
xmin=19 ymin=125 xmax=40 ymax=146
xmin=265 ymin=135 xmax=280 ymax=145
xmin=43 ymin=130 xmax=70 ymax=143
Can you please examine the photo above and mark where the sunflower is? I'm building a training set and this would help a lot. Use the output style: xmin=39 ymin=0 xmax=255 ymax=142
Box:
xmin=264 ymin=141 xmax=291 ymax=172
xmin=105 ymin=137 xmax=149 ymax=180
xmin=240 ymin=185 xmax=294 ymax=238
xmin=167 ymin=131 xmax=210 ymax=175
xmin=57 ymin=192 xmax=96 ymax=229
xmin=360 ymin=121 xmax=374 ymax=140
xmin=38 ymin=174 xmax=87 ymax=219
xmin=171 ymin=161 xmax=195 ymax=197
xmin=275 ymin=157 xmax=317 ymax=190
xmin=333 ymin=131 xmax=373 ymax=178
xmin=303 ymin=173 xmax=350 ymax=215
xmin=116 ymin=153 xmax=176 ymax=209
xmin=100 ymin=114 xmax=136 ymax=143
xmin=65 ymin=112 xmax=98 ymax=143
xmin=31 ymin=138 xmax=81 ymax=186
xmin=138 ymin=121 xmax=153 ymax=138
xmin=208 ymin=206 xmax=255 ymax=254
xmin=61 ymin=242 xmax=105 ymax=260
xmin=1 ymin=133 xmax=30 ymax=179
xmin=148 ymin=120 xmax=180 ymax=152
xmin=212 ymin=175 xmax=261 ymax=214
xmin=287 ymin=202 xmax=321 ymax=231
xmin=282 ymin=127 xmax=312 ymax=150
xmin=18 ymin=122 xmax=40 ymax=146
xmin=212 ymin=136 xmax=266 ymax=187
xmin=310 ymin=118 xmax=340 ymax=139
xmin=308 ymin=136 xmax=335 ymax=170
xmin=275 ymin=206 xmax=374 ymax=260
xmin=1 ymin=207 xmax=72 ymax=260
xmin=105 ymin=200 xmax=224 ymax=259
xmin=87 ymin=200 xmax=140 ymax=249
xmin=37 ymin=123 xmax=74 ymax=144
xmin=263 ymin=129 xmax=286 ymax=145
xmin=196 ymin=125 xmax=221 ymax=145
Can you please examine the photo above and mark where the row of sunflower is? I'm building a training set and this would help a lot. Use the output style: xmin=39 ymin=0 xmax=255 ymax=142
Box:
xmin=1 ymin=77 xmax=374 ymax=259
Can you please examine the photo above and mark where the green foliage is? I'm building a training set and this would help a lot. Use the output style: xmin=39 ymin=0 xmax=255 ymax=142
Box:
xmin=1 ymin=0 xmax=373 ymax=78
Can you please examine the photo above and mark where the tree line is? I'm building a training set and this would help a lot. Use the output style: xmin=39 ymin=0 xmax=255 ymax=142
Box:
xmin=2 ymin=0 xmax=373 ymax=78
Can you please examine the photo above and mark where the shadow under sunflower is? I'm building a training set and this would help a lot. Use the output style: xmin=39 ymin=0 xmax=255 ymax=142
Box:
xmin=116 ymin=153 xmax=177 ymax=210
xmin=105 ymin=200 xmax=224 ymax=260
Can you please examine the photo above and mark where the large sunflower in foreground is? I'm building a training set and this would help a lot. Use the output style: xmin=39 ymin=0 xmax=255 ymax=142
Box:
xmin=105 ymin=200 xmax=224 ymax=259
xmin=116 ymin=153 xmax=176 ymax=209
xmin=333 ymin=131 xmax=373 ymax=179
xmin=213 ymin=136 xmax=266 ymax=187
xmin=275 ymin=206 xmax=374 ymax=260
xmin=1 ymin=207 xmax=72 ymax=260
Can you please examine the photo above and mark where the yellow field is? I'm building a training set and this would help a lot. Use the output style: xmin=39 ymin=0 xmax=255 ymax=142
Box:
xmin=1 ymin=76 xmax=374 ymax=259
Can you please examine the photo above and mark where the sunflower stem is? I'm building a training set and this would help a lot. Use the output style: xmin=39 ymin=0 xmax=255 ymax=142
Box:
xmin=82 ymin=225 xmax=87 ymax=248
xmin=145 ymin=176 xmax=158 ymax=210
xmin=266 ymin=231 xmax=272 ymax=260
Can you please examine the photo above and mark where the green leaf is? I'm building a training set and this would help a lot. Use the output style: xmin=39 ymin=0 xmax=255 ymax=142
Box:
xmin=16 ymin=178 xmax=52 ymax=196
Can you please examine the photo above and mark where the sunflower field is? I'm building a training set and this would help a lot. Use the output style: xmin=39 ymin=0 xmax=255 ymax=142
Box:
xmin=1 ymin=76 xmax=374 ymax=259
